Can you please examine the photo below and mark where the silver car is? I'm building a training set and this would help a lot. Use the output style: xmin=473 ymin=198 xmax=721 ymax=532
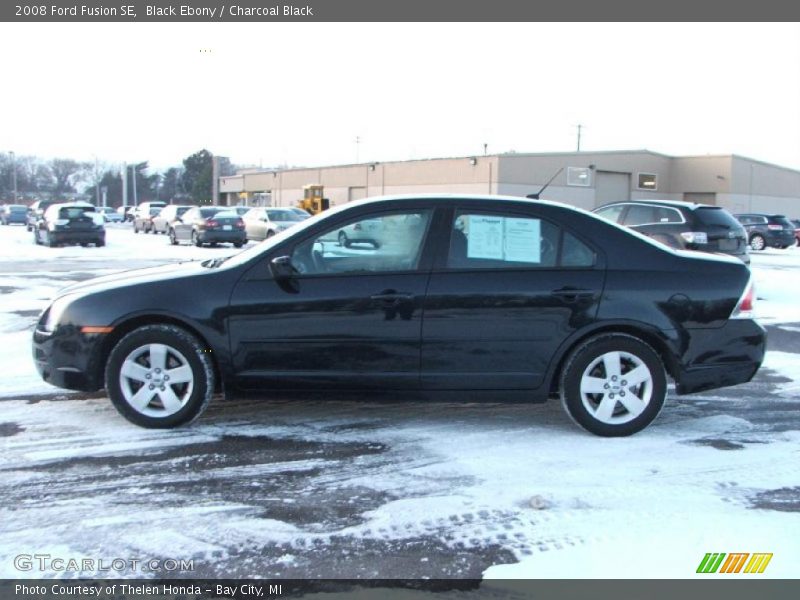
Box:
xmin=243 ymin=207 xmax=307 ymax=241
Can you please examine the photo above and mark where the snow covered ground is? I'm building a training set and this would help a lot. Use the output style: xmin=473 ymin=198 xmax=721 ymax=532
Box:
xmin=0 ymin=223 xmax=798 ymax=581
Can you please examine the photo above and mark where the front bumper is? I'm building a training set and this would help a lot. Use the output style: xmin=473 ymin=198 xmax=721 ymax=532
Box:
xmin=675 ymin=319 xmax=766 ymax=394
xmin=32 ymin=327 xmax=104 ymax=392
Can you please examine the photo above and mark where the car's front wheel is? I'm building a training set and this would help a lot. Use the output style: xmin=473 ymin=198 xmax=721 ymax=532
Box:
xmin=749 ymin=234 xmax=766 ymax=251
xmin=560 ymin=333 xmax=666 ymax=437
xmin=105 ymin=324 xmax=215 ymax=428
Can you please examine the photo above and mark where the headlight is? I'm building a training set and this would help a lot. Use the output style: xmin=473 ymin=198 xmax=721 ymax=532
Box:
xmin=43 ymin=295 xmax=74 ymax=332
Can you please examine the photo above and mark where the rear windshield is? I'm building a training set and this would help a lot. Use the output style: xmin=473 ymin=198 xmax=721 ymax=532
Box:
xmin=769 ymin=215 xmax=793 ymax=228
xmin=9 ymin=205 xmax=27 ymax=213
xmin=695 ymin=207 xmax=742 ymax=228
xmin=176 ymin=206 xmax=191 ymax=217
xmin=200 ymin=207 xmax=222 ymax=217
xmin=59 ymin=207 xmax=95 ymax=219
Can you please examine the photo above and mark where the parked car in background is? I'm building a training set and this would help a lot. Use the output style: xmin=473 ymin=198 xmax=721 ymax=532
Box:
xmin=593 ymin=199 xmax=749 ymax=264
xmin=118 ymin=206 xmax=136 ymax=222
xmin=26 ymin=199 xmax=59 ymax=231
xmin=336 ymin=217 xmax=385 ymax=248
xmin=96 ymin=207 xmax=123 ymax=223
xmin=290 ymin=207 xmax=313 ymax=218
xmin=131 ymin=201 xmax=167 ymax=232
xmin=32 ymin=194 xmax=765 ymax=436
xmin=33 ymin=202 xmax=105 ymax=247
xmin=133 ymin=206 xmax=165 ymax=233
xmin=792 ymin=219 xmax=800 ymax=246
xmin=734 ymin=213 xmax=796 ymax=251
xmin=242 ymin=207 xmax=307 ymax=241
xmin=1 ymin=204 xmax=29 ymax=225
xmin=151 ymin=204 xmax=195 ymax=234
xmin=169 ymin=206 xmax=246 ymax=247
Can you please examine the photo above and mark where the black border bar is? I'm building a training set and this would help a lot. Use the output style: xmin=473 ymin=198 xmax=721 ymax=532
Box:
xmin=5 ymin=0 xmax=800 ymax=22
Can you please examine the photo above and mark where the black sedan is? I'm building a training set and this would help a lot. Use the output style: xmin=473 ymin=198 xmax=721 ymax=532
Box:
xmin=33 ymin=202 xmax=105 ymax=247
xmin=168 ymin=206 xmax=246 ymax=247
xmin=32 ymin=195 xmax=765 ymax=436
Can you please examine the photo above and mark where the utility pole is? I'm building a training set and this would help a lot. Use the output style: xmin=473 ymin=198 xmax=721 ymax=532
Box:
xmin=94 ymin=157 xmax=100 ymax=206
xmin=355 ymin=136 xmax=361 ymax=163
xmin=9 ymin=151 xmax=18 ymax=203
xmin=131 ymin=164 xmax=138 ymax=206
xmin=576 ymin=124 xmax=583 ymax=152
xmin=483 ymin=143 xmax=488 ymax=156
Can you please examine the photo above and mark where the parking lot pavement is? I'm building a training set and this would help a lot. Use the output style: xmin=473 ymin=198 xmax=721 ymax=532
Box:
xmin=0 ymin=225 xmax=798 ymax=579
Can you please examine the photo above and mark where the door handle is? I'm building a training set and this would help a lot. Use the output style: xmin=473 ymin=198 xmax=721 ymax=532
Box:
xmin=551 ymin=288 xmax=596 ymax=302
xmin=370 ymin=292 xmax=413 ymax=305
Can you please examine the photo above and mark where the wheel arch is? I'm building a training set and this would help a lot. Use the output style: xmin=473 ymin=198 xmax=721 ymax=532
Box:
xmin=93 ymin=314 xmax=224 ymax=394
xmin=545 ymin=321 xmax=680 ymax=397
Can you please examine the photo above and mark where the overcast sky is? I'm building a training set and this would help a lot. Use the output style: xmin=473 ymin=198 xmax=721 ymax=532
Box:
xmin=2 ymin=22 xmax=799 ymax=172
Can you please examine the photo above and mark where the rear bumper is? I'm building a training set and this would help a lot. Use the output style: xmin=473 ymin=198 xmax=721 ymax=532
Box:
xmin=766 ymin=232 xmax=795 ymax=247
xmin=674 ymin=319 xmax=766 ymax=394
xmin=50 ymin=230 xmax=105 ymax=244
xmin=199 ymin=230 xmax=246 ymax=243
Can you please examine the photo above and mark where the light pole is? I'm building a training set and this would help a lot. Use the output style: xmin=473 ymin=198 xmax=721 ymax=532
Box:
xmin=9 ymin=151 xmax=18 ymax=203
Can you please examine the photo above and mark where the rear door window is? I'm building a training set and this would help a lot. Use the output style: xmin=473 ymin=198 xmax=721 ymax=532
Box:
xmin=447 ymin=211 xmax=595 ymax=269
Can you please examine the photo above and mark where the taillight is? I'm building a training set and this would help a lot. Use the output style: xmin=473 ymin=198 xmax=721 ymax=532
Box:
xmin=235 ymin=219 xmax=245 ymax=229
xmin=679 ymin=231 xmax=708 ymax=245
xmin=730 ymin=278 xmax=755 ymax=320
xmin=206 ymin=219 xmax=219 ymax=228
xmin=767 ymin=224 xmax=783 ymax=231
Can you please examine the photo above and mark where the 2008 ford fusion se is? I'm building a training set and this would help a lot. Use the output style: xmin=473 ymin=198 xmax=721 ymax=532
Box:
xmin=33 ymin=195 xmax=766 ymax=436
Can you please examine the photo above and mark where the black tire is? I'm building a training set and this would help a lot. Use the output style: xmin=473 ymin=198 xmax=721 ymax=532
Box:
xmin=105 ymin=324 xmax=215 ymax=428
xmin=560 ymin=333 xmax=667 ymax=437
xmin=96 ymin=239 xmax=105 ymax=247
xmin=266 ymin=230 xmax=275 ymax=239
xmin=749 ymin=234 xmax=766 ymax=251
xmin=33 ymin=230 xmax=40 ymax=245
xmin=133 ymin=223 xmax=139 ymax=234
xmin=233 ymin=241 xmax=244 ymax=248
xmin=192 ymin=230 xmax=202 ymax=247
xmin=169 ymin=228 xmax=178 ymax=245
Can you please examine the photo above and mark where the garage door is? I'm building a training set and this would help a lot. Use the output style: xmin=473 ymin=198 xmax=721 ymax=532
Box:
xmin=595 ymin=172 xmax=630 ymax=207
xmin=683 ymin=192 xmax=717 ymax=206
xmin=348 ymin=187 xmax=367 ymax=202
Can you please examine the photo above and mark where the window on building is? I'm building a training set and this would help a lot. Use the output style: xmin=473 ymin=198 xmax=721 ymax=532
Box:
xmin=637 ymin=173 xmax=658 ymax=190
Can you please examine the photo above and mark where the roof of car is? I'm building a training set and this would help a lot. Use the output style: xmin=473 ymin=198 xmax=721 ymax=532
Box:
xmin=595 ymin=198 xmax=715 ymax=211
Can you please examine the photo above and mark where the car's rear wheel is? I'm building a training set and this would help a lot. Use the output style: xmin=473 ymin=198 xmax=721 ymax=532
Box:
xmin=169 ymin=228 xmax=178 ymax=245
xmin=192 ymin=231 xmax=202 ymax=247
xmin=749 ymin=234 xmax=766 ymax=251
xmin=105 ymin=325 xmax=215 ymax=428
xmin=560 ymin=333 xmax=666 ymax=436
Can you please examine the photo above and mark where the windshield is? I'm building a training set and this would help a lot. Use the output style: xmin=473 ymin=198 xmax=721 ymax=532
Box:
xmin=200 ymin=207 xmax=222 ymax=218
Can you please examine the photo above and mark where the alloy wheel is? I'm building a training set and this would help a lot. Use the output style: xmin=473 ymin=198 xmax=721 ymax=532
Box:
xmin=119 ymin=343 xmax=195 ymax=417
xmin=578 ymin=350 xmax=654 ymax=425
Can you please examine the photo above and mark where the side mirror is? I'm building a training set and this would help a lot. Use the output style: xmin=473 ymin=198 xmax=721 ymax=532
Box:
xmin=270 ymin=255 xmax=295 ymax=280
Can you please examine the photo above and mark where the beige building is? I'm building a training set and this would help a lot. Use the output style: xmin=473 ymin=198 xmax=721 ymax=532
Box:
xmin=219 ymin=150 xmax=800 ymax=218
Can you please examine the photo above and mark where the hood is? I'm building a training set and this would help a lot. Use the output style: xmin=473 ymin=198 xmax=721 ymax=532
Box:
xmin=57 ymin=260 xmax=211 ymax=298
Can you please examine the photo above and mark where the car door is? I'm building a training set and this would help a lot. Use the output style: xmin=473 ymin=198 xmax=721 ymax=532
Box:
xmin=227 ymin=206 xmax=438 ymax=391
xmin=421 ymin=204 xmax=605 ymax=390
